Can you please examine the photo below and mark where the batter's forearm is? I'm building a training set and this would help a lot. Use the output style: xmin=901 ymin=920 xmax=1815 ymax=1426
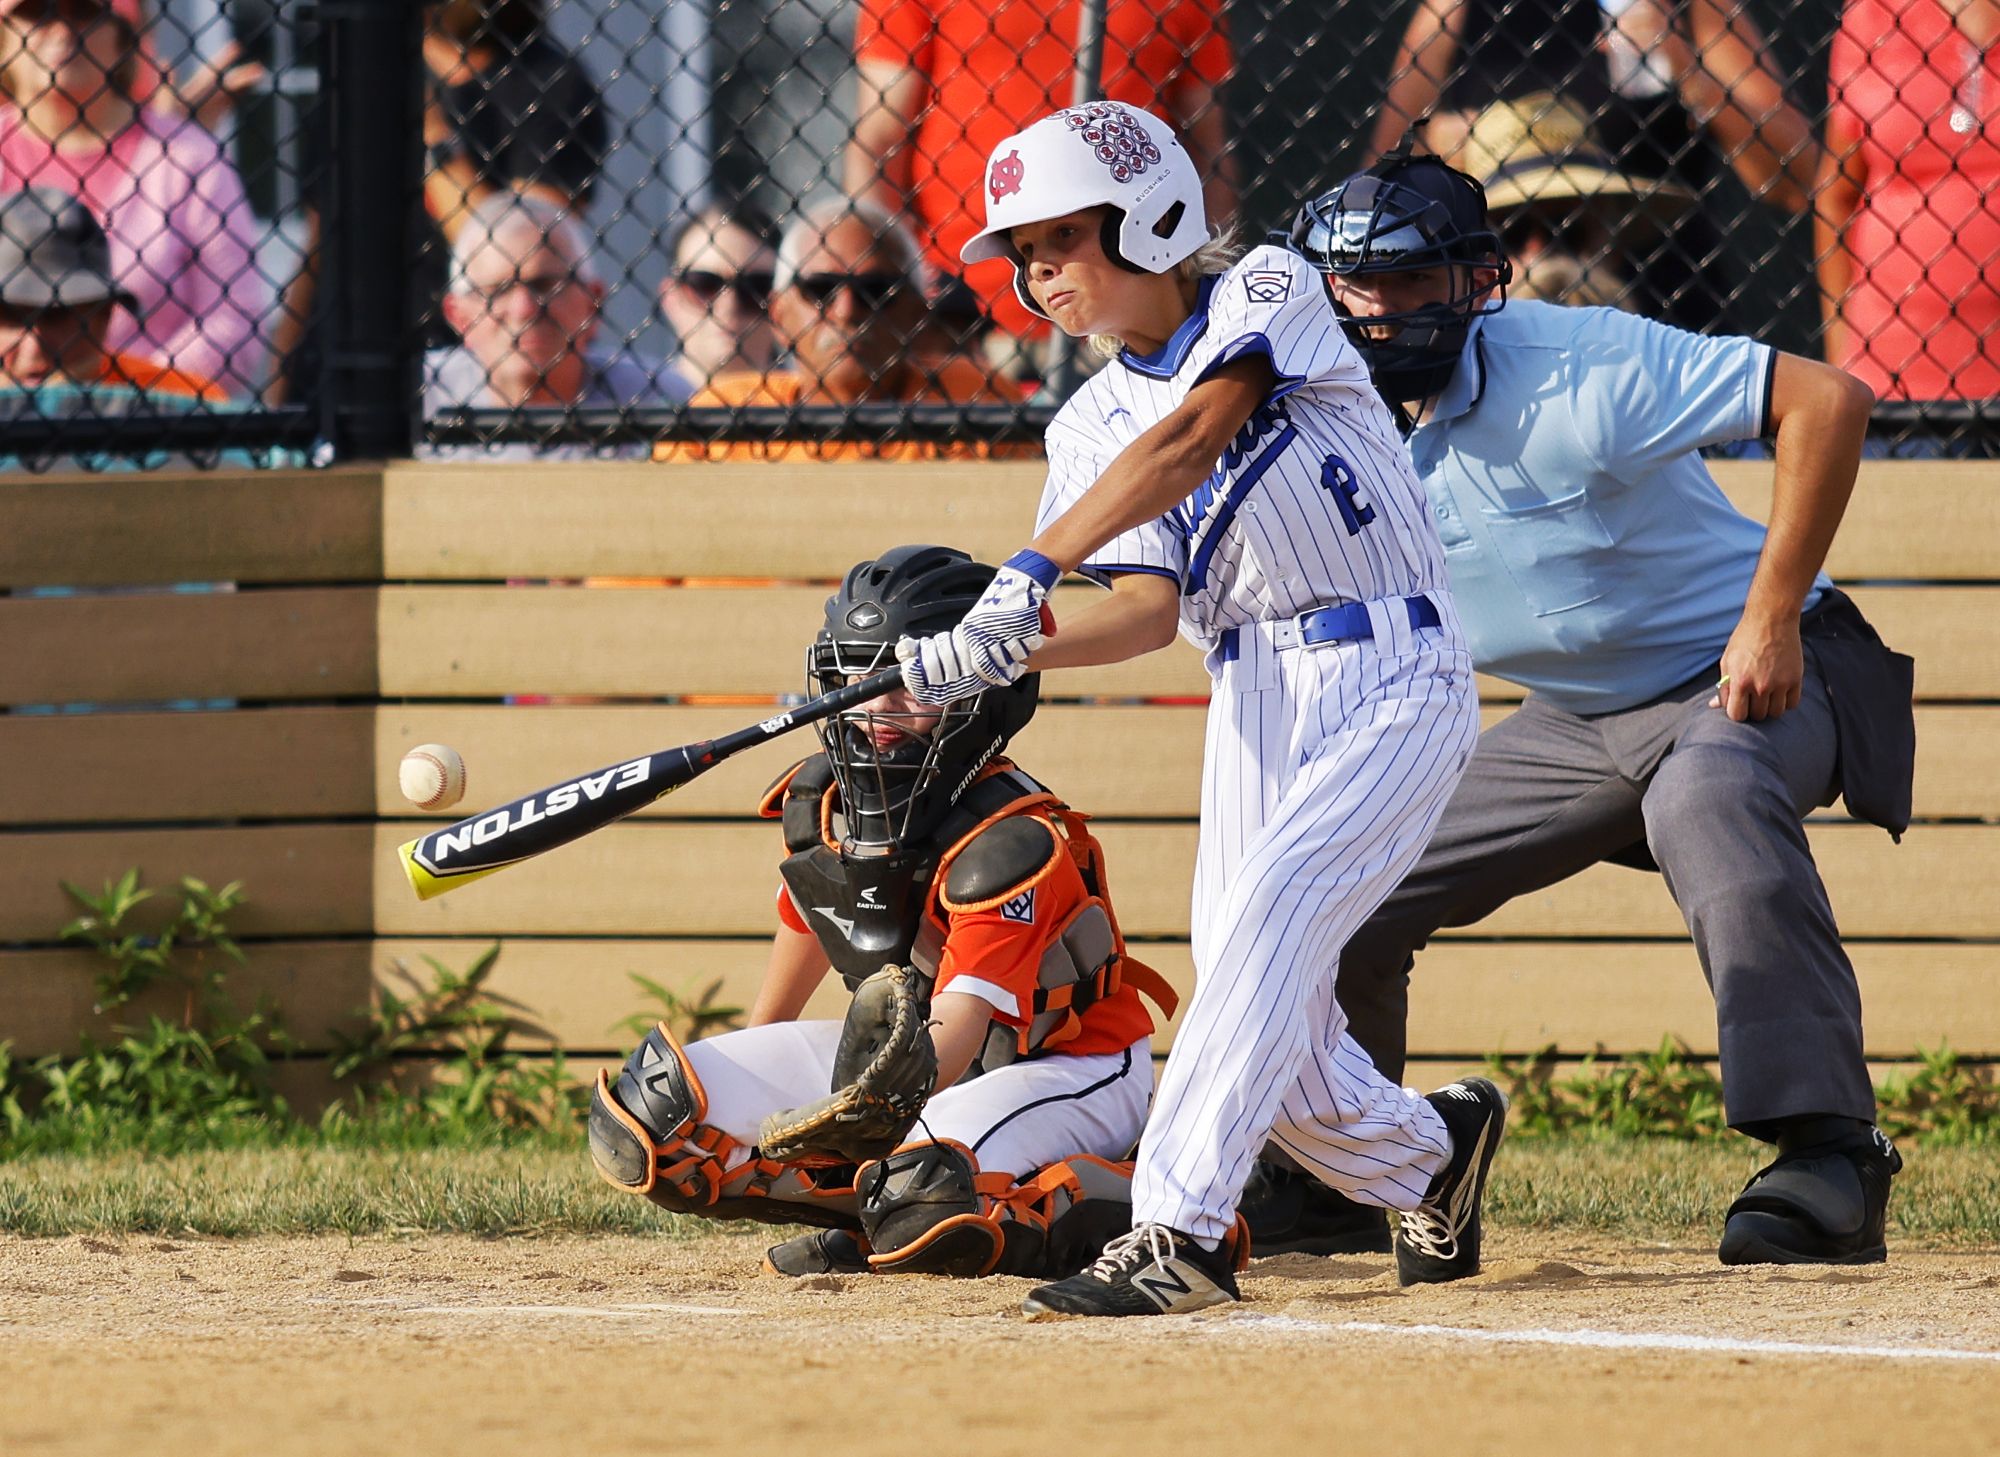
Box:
xmin=1028 ymin=362 xmax=1272 ymax=573
xmin=1027 ymin=442 xmax=1213 ymax=573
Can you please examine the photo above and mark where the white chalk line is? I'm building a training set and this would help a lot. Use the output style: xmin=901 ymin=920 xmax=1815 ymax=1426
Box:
xmin=316 ymin=1297 xmax=758 ymax=1319
xmin=401 ymin=1302 xmax=757 ymax=1318
xmin=334 ymin=1299 xmax=2000 ymax=1362
xmin=1313 ymin=1319 xmax=2000 ymax=1364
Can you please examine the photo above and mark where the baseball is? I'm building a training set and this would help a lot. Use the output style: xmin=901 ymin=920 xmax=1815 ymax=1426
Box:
xmin=399 ymin=743 xmax=467 ymax=812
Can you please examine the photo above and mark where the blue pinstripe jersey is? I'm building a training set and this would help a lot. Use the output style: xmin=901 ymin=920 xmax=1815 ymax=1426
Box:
xmin=1033 ymin=246 xmax=1450 ymax=651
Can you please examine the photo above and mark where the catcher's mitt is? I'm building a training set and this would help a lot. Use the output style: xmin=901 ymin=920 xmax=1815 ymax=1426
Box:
xmin=759 ymin=963 xmax=938 ymax=1164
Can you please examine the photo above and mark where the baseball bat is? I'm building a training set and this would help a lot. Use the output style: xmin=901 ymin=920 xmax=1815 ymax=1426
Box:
xmin=397 ymin=665 xmax=904 ymax=901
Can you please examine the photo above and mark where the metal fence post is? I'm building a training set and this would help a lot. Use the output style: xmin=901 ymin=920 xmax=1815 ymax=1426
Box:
xmin=320 ymin=0 xmax=422 ymax=460
xmin=1042 ymin=0 xmax=1107 ymax=403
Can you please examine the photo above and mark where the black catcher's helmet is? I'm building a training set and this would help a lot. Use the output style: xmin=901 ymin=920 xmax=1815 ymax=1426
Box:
xmin=1290 ymin=147 xmax=1511 ymax=406
xmin=809 ymin=545 xmax=1040 ymax=855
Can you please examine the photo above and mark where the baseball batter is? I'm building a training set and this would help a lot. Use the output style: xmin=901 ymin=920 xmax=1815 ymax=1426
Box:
xmin=898 ymin=103 xmax=1508 ymax=1317
xmin=589 ymin=546 xmax=1190 ymax=1280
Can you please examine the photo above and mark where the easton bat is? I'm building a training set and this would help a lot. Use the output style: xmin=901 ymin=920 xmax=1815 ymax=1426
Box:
xmin=398 ymin=665 xmax=904 ymax=900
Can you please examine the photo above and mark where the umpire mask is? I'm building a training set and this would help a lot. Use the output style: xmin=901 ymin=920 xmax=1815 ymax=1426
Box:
xmin=1290 ymin=150 xmax=1511 ymax=407
xmin=809 ymin=545 xmax=1041 ymax=857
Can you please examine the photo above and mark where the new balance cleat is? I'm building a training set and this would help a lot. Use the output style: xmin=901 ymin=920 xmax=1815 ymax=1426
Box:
xmin=1021 ymin=1222 xmax=1240 ymax=1318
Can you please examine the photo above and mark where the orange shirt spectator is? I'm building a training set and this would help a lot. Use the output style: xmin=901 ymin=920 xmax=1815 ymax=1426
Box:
xmin=846 ymin=0 xmax=1235 ymax=338
xmin=656 ymin=357 xmax=1032 ymax=462
xmin=1817 ymin=0 xmax=2000 ymax=401
xmin=98 ymin=351 xmax=227 ymax=399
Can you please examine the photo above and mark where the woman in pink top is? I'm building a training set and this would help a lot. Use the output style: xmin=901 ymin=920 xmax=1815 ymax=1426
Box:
xmin=1816 ymin=0 xmax=2000 ymax=401
xmin=0 ymin=0 xmax=268 ymax=395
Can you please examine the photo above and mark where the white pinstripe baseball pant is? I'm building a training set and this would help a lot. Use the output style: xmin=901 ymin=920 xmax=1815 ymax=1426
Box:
xmin=1131 ymin=599 xmax=1481 ymax=1246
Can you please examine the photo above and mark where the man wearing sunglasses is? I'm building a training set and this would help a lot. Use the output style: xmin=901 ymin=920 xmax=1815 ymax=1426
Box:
xmin=658 ymin=197 xmax=1024 ymax=461
xmin=658 ymin=203 xmax=780 ymax=394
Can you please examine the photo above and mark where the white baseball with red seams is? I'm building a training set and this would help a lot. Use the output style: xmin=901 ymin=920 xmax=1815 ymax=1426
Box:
xmin=400 ymin=744 xmax=467 ymax=812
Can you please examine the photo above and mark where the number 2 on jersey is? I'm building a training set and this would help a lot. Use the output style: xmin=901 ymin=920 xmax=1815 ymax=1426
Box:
xmin=1319 ymin=455 xmax=1377 ymax=535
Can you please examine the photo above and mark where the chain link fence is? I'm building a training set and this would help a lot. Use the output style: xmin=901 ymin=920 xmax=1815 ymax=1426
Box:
xmin=0 ymin=0 xmax=1994 ymax=467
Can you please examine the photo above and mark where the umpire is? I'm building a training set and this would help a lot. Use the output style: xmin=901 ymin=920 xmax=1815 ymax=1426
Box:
xmin=1290 ymin=149 xmax=1914 ymax=1265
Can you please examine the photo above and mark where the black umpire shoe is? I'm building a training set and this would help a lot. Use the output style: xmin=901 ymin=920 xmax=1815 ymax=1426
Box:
xmin=1021 ymin=1223 xmax=1240 ymax=1318
xmin=1719 ymin=1126 xmax=1902 ymax=1266
xmin=1241 ymin=1159 xmax=1393 ymax=1256
xmin=1395 ymin=1076 xmax=1508 ymax=1287
xmin=763 ymin=1227 xmax=872 ymax=1277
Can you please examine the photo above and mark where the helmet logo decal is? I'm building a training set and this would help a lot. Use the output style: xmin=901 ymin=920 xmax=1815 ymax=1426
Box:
xmin=989 ymin=149 xmax=1025 ymax=202
xmin=846 ymin=603 xmax=885 ymax=629
xmin=1062 ymin=102 xmax=1163 ymax=185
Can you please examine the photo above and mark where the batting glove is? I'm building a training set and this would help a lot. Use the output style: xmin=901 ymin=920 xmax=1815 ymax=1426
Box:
xmin=898 ymin=550 xmax=1060 ymax=706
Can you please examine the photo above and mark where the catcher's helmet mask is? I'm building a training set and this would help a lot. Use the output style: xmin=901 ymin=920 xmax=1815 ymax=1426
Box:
xmin=1290 ymin=148 xmax=1512 ymax=410
xmin=810 ymin=545 xmax=1040 ymax=858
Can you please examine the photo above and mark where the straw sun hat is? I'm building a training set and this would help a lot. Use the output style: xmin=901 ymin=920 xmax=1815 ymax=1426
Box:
xmin=1461 ymin=92 xmax=1694 ymax=235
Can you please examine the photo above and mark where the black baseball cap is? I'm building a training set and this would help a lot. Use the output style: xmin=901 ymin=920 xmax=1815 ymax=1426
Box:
xmin=0 ymin=187 xmax=137 ymax=311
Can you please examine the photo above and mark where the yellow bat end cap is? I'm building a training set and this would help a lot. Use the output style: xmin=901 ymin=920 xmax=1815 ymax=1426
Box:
xmin=398 ymin=838 xmax=502 ymax=901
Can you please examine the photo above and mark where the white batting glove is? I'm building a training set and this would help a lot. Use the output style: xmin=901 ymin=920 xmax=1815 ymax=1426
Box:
xmin=897 ymin=551 xmax=1060 ymax=706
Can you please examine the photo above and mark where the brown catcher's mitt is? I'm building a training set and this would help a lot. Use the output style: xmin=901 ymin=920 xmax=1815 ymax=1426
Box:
xmin=759 ymin=964 xmax=938 ymax=1164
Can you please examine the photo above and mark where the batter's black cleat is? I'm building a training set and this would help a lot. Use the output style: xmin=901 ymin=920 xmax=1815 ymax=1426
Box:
xmin=1718 ymin=1127 xmax=1902 ymax=1266
xmin=763 ymin=1227 xmax=872 ymax=1277
xmin=1395 ymin=1076 xmax=1508 ymax=1287
xmin=1241 ymin=1159 xmax=1393 ymax=1256
xmin=1021 ymin=1223 xmax=1240 ymax=1318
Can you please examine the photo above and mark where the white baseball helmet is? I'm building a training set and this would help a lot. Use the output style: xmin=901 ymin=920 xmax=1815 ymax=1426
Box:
xmin=960 ymin=102 xmax=1211 ymax=319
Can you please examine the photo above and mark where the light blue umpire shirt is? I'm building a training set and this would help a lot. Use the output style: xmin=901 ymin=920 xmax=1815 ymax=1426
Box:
xmin=1406 ymin=298 xmax=1828 ymax=715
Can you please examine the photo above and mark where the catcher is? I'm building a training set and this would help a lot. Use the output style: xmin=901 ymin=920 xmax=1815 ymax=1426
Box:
xmin=588 ymin=544 xmax=1200 ymax=1281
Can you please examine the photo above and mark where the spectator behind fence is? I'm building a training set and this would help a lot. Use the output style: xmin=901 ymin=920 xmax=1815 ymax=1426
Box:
xmin=0 ymin=186 xmax=253 ymax=472
xmin=425 ymin=191 xmax=683 ymax=459
xmin=1816 ymin=0 xmax=2000 ymax=403
xmin=1371 ymin=0 xmax=1814 ymax=332
xmin=422 ymin=0 xmax=605 ymax=350
xmin=657 ymin=204 xmax=779 ymax=395
xmin=656 ymin=199 xmax=1028 ymax=462
xmin=844 ymin=0 xmax=1235 ymax=356
xmin=0 ymin=0 xmax=267 ymax=394
xmin=1459 ymin=93 xmax=1691 ymax=310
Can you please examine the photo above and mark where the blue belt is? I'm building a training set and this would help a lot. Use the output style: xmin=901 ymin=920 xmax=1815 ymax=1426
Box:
xmin=1217 ymin=594 xmax=1441 ymax=664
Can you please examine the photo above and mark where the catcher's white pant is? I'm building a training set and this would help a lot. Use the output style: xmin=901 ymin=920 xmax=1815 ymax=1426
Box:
xmin=1133 ymin=599 xmax=1482 ymax=1246
xmin=686 ymin=1022 xmax=1152 ymax=1177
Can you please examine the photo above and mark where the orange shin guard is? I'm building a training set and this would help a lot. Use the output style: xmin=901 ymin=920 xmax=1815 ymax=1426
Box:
xmin=589 ymin=1023 xmax=858 ymax=1230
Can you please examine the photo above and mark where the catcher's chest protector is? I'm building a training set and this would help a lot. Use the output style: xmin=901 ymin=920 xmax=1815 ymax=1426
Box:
xmin=770 ymin=757 xmax=1094 ymax=1001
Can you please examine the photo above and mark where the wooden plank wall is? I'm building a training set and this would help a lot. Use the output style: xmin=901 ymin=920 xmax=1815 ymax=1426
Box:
xmin=3 ymin=461 xmax=1995 ymax=1099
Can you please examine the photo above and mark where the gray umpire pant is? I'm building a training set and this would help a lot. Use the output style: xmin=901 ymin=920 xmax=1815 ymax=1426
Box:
xmin=1337 ymin=615 xmax=1882 ymax=1140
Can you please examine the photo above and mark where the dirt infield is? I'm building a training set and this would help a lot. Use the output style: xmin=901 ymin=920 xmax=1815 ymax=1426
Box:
xmin=3 ymin=1228 xmax=1995 ymax=1457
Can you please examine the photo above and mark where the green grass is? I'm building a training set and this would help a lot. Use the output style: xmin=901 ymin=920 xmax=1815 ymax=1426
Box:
xmin=0 ymin=1140 xmax=689 ymax=1239
xmin=3 ymin=1132 xmax=1995 ymax=1245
